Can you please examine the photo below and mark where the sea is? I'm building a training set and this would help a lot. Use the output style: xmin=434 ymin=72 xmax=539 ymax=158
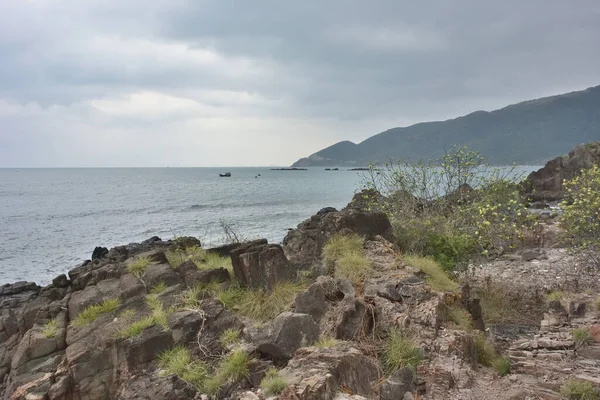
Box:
xmin=0 ymin=166 xmax=540 ymax=285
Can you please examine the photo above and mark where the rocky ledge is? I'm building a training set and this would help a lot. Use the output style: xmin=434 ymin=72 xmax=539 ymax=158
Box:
xmin=1 ymin=198 xmax=599 ymax=400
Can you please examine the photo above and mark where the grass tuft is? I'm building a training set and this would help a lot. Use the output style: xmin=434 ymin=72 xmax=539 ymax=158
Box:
xmin=546 ymin=291 xmax=565 ymax=302
xmin=150 ymin=282 xmax=168 ymax=295
xmin=322 ymin=233 xmax=372 ymax=284
xmin=474 ymin=333 xmax=497 ymax=367
xmin=118 ymin=296 xmax=169 ymax=338
xmin=594 ymin=296 xmax=600 ymax=311
xmin=181 ymin=286 xmax=204 ymax=309
xmin=404 ymin=255 xmax=459 ymax=292
xmin=260 ymin=367 xmax=287 ymax=396
xmin=442 ymin=305 xmax=473 ymax=330
xmin=166 ymin=250 xmax=188 ymax=269
xmin=159 ymin=346 xmax=207 ymax=389
xmin=119 ymin=316 xmax=155 ymax=338
xmin=573 ymin=328 xmax=594 ymax=347
xmin=42 ymin=319 xmax=59 ymax=339
xmin=127 ymin=256 xmax=153 ymax=277
xmin=380 ymin=328 xmax=422 ymax=374
xmin=314 ymin=337 xmax=338 ymax=348
xmin=335 ymin=251 xmax=373 ymax=284
xmin=560 ymin=379 xmax=600 ymax=400
xmin=218 ymin=349 xmax=251 ymax=382
xmin=492 ymin=357 xmax=511 ymax=376
xmin=219 ymin=328 xmax=241 ymax=348
xmin=323 ymin=233 xmax=364 ymax=267
xmin=234 ymin=282 xmax=306 ymax=321
xmin=72 ymin=298 xmax=121 ymax=327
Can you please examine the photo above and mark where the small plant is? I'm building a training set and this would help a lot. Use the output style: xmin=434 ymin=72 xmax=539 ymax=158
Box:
xmin=42 ymin=319 xmax=59 ymax=339
xmin=547 ymin=291 xmax=565 ymax=302
xmin=261 ymin=367 xmax=287 ymax=396
xmin=560 ymin=379 xmax=600 ymax=400
xmin=322 ymin=233 xmax=364 ymax=270
xmin=127 ymin=256 xmax=153 ymax=277
xmin=219 ymin=329 xmax=241 ymax=348
xmin=335 ymin=251 xmax=373 ymax=284
xmin=166 ymin=250 xmax=188 ymax=269
xmin=492 ymin=357 xmax=511 ymax=376
xmin=235 ymin=282 xmax=306 ymax=321
xmin=474 ymin=333 xmax=497 ymax=367
xmin=159 ymin=346 xmax=207 ymax=389
xmin=119 ymin=296 xmax=169 ymax=338
xmin=218 ymin=349 xmax=251 ymax=382
xmin=314 ymin=337 xmax=338 ymax=348
xmin=404 ymin=255 xmax=459 ymax=292
xmin=573 ymin=328 xmax=594 ymax=347
xmin=150 ymin=282 xmax=168 ymax=295
xmin=442 ymin=305 xmax=473 ymax=330
xmin=196 ymin=252 xmax=232 ymax=271
xmin=594 ymin=296 xmax=600 ymax=311
xmin=119 ymin=316 xmax=156 ymax=339
xmin=380 ymin=328 xmax=422 ymax=374
xmin=119 ymin=309 xmax=136 ymax=321
xmin=72 ymin=298 xmax=121 ymax=327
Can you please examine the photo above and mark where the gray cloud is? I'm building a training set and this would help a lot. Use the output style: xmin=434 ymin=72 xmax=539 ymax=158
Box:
xmin=1 ymin=0 xmax=599 ymax=166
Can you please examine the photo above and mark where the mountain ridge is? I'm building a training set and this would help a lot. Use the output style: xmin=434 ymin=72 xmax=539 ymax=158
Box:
xmin=292 ymin=85 xmax=600 ymax=166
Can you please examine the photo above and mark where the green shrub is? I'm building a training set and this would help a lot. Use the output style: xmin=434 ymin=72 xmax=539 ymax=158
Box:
xmin=404 ymin=255 xmax=459 ymax=292
xmin=560 ymin=164 xmax=600 ymax=269
xmin=42 ymin=319 xmax=59 ymax=339
xmin=573 ymin=328 xmax=593 ymax=347
xmin=72 ymin=298 xmax=121 ymax=327
xmin=127 ymin=256 xmax=153 ymax=277
xmin=561 ymin=379 xmax=600 ymax=400
xmin=492 ymin=357 xmax=511 ymax=376
xmin=380 ymin=328 xmax=422 ymax=374
xmin=261 ymin=367 xmax=287 ymax=396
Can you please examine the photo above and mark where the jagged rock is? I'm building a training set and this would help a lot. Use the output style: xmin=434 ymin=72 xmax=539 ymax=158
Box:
xmin=119 ymin=326 xmax=174 ymax=370
xmin=170 ymin=236 xmax=202 ymax=250
xmin=379 ymin=368 xmax=415 ymax=400
xmin=141 ymin=263 xmax=181 ymax=287
xmin=51 ymin=274 xmax=70 ymax=289
xmin=207 ymin=239 xmax=268 ymax=257
xmin=283 ymin=207 xmax=394 ymax=268
xmin=115 ymin=374 xmax=197 ymax=399
xmin=230 ymin=243 xmax=294 ymax=291
xmin=523 ymin=141 xmax=600 ymax=201
xmin=177 ymin=260 xmax=230 ymax=288
xmin=255 ymin=312 xmax=320 ymax=362
xmin=334 ymin=297 xmax=371 ymax=340
xmin=91 ymin=246 xmax=109 ymax=260
xmin=278 ymin=343 xmax=379 ymax=399
xmin=168 ymin=310 xmax=205 ymax=345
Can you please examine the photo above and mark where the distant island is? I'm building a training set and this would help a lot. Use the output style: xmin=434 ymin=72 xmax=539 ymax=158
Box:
xmin=292 ymin=85 xmax=600 ymax=167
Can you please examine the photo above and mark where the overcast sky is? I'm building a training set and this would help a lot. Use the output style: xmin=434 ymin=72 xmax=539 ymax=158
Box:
xmin=1 ymin=0 xmax=599 ymax=167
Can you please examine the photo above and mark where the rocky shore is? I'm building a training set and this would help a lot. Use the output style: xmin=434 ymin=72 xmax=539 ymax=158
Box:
xmin=2 ymin=145 xmax=600 ymax=400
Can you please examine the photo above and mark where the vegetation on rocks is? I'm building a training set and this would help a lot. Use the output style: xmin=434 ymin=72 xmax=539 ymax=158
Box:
xmin=314 ymin=337 xmax=338 ymax=348
xmin=42 ymin=319 xmax=59 ymax=339
xmin=362 ymin=145 xmax=537 ymax=269
xmin=166 ymin=246 xmax=233 ymax=273
xmin=404 ymin=255 xmax=458 ymax=292
xmin=560 ymin=164 xmax=600 ymax=269
xmin=322 ymin=233 xmax=372 ymax=283
xmin=560 ymin=379 xmax=600 ymax=400
xmin=379 ymin=328 xmax=422 ymax=374
xmin=260 ymin=367 xmax=288 ymax=396
xmin=119 ymin=294 xmax=169 ymax=338
xmin=72 ymin=298 xmax=121 ymax=327
xmin=219 ymin=328 xmax=241 ymax=348
xmin=572 ymin=328 xmax=594 ymax=347
xmin=127 ymin=255 xmax=153 ymax=277
xmin=159 ymin=346 xmax=208 ymax=390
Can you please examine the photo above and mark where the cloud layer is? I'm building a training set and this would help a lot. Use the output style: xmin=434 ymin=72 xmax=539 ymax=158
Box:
xmin=1 ymin=0 xmax=599 ymax=166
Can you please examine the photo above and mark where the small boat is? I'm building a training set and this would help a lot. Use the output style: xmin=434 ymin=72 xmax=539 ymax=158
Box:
xmin=219 ymin=172 xmax=231 ymax=177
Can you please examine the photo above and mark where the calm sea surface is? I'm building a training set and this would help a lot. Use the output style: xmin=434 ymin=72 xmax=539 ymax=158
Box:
xmin=0 ymin=166 xmax=539 ymax=285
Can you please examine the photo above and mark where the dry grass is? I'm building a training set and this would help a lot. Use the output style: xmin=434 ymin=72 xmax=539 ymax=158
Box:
xmin=42 ymin=319 xmax=59 ymax=339
xmin=404 ymin=255 xmax=458 ymax=292
xmin=261 ymin=368 xmax=287 ymax=396
xmin=573 ymin=328 xmax=594 ymax=347
xmin=127 ymin=256 xmax=153 ymax=277
xmin=473 ymin=279 xmax=545 ymax=325
xmin=231 ymin=282 xmax=306 ymax=321
xmin=322 ymin=233 xmax=372 ymax=284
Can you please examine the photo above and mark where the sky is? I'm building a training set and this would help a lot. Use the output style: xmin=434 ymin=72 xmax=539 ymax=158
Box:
xmin=1 ymin=1 xmax=599 ymax=167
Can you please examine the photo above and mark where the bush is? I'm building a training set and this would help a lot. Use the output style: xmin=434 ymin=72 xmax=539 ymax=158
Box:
xmin=560 ymin=164 xmax=600 ymax=269
xmin=380 ymin=328 xmax=422 ymax=374
xmin=72 ymin=298 xmax=121 ymax=327
xmin=404 ymin=255 xmax=458 ymax=292
xmin=492 ymin=357 xmax=511 ymax=376
xmin=261 ymin=368 xmax=287 ymax=396
xmin=42 ymin=319 xmax=59 ymax=339
xmin=361 ymin=146 xmax=534 ymax=267
xmin=561 ymin=379 xmax=600 ymax=400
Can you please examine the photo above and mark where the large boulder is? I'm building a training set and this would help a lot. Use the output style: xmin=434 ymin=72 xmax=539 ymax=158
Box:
xmin=523 ymin=141 xmax=600 ymax=202
xmin=254 ymin=312 xmax=320 ymax=362
xmin=283 ymin=207 xmax=394 ymax=268
xmin=230 ymin=242 xmax=294 ymax=291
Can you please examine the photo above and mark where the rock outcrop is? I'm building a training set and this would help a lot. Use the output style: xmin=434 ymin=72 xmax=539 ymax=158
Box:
xmin=523 ymin=141 xmax=600 ymax=201
xmin=283 ymin=206 xmax=394 ymax=268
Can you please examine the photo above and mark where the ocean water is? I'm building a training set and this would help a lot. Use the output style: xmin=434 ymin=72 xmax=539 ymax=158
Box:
xmin=0 ymin=168 xmax=368 ymax=285
xmin=0 ymin=166 xmax=540 ymax=285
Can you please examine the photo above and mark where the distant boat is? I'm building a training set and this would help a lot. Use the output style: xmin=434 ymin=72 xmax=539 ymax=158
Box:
xmin=219 ymin=172 xmax=232 ymax=177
